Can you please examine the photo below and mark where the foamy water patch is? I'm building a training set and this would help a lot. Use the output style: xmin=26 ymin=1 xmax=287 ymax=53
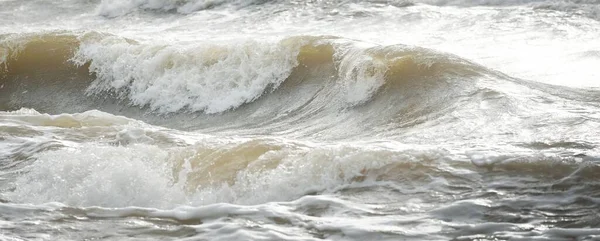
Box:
xmin=0 ymin=34 xmax=29 ymax=72
xmin=7 ymin=144 xmax=186 ymax=208
xmin=0 ymin=46 xmax=7 ymax=73
xmin=335 ymin=43 xmax=388 ymax=106
xmin=5 ymin=135 xmax=456 ymax=209
xmin=73 ymin=36 xmax=300 ymax=114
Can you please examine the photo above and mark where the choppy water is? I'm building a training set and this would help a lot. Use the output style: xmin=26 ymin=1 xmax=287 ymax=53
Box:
xmin=1 ymin=0 xmax=600 ymax=240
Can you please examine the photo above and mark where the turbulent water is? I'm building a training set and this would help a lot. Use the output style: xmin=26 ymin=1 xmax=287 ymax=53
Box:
xmin=1 ymin=0 xmax=600 ymax=240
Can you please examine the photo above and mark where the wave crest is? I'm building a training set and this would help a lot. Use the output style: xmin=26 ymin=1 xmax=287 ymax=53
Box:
xmin=1 ymin=32 xmax=501 ymax=134
xmin=73 ymin=35 xmax=301 ymax=114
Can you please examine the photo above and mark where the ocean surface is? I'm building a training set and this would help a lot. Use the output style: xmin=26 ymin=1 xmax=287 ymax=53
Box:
xmin=1 ymin=0 xmax=600 ymax=240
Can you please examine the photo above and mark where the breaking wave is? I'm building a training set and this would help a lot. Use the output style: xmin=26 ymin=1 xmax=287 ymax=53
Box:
xmin=2 ymin=31 xmax=596 ymax=141
xmin=3 ymin=0 xmax=600 ymax=240
xmin=5 ymin=130 xmax=598 ymax=208
xmin=0 ymin=32 xmax=484 ymax=114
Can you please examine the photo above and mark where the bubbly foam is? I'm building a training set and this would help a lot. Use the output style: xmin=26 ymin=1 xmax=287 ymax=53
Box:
xmin=6 ymin=135 xmax=455 ymax=207
xmin=7 ymin=144 xmax=185 ymax=208
xmin=335 ymin=43 xmax=388 ymax=106
xmin=73 ymin=36 xmax=300 ymax=114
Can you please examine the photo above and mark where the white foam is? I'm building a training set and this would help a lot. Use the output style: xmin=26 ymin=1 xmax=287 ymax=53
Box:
xmin=0 ymin=34 xmax=28 ymax=67
xmin=0 ymin=46 xmax=7 ymax=70
xmin=73 ymin=36 xmax=300 ymax=114
xmin=6 ymin=136 xmax=448 ymax=208
xmin=7 ymin=144 xmax=186 ymax=208
xmin=466 ymin=151 xmax=514 ymax=167
xmin=335 ymin=44 xmax=388 ymax=106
